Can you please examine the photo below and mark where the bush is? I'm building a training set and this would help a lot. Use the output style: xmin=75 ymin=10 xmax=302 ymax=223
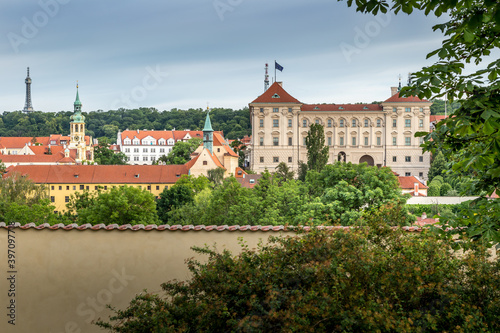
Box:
xmin=428 ymin=184 xmax=441 ymax=196
xmin=440 ymin=183 xmax=452 ymax=196
xmin=96 ymin=218 xmax=499 ymax=332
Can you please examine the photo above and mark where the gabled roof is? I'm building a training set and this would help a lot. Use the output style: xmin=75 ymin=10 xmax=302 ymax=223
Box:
xmin=384 ymin=92 xmax=429 ymax=103
xmin=430 ymin=115 xmax=447 ymax=123
xmin=302 ymin=104 xmax=383 ymax=112
xmin=121 ymin=130 xmax=174 ymax=142
xmin=251 ymin=82 xmax=302 ymax=104
xmin=4 ymin=165 xmax=189 ymax=184
xmin=398 ymin=176 xmax=428 ymax=189
xmin=0 ymin=151 xmax=76 ymax=164
xmin=213 ymin=132 xmax=238 ymax=157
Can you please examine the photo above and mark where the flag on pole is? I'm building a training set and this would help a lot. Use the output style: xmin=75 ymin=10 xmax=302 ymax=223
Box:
xmin=275 ymin=61 xmax=283 ymax=72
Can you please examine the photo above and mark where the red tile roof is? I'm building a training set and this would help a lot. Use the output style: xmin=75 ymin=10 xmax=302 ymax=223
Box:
xmin=0 ymin=150 xmax=76 ymax=164
xmin=301 ymin=104 xmax=383 ymax=112
xmin=0 ymin=135 xmax=89 ymax=148
xmin=430 ymin=115 xmax=447 ymax=123
xmin=214 ymin=132 xmax=238 ymax=157
xmin=384 ymin=92 xmax=429 ymax=103
xmin=398 ymin=176 xmax=428 ymax=189
xmin=236 ymin=174 xmax=261 ymax=188
xmin=251 ymin=82 xmax=302 ymax=104
xmin=4 ymin=165 xmax=189 ymax=184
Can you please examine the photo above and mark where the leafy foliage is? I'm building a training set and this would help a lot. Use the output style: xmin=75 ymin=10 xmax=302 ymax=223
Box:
xmin=339 ymin=0 xmax=500 ymax=245
xmin=94 ymin=138 xmax=128 ymax=165
xmin=305 ymin=123 xmax=329 ymax=173
xmin=66 ymin=186 xmax=158 ymax=225
xmin=96 ymin=222 xmax=500 ymax=332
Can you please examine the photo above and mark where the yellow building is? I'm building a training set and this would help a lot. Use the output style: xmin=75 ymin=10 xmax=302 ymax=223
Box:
xmin=4 ymin=164 xmax=189 ymax=212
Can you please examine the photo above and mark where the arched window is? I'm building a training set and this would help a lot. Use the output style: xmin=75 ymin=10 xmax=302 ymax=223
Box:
xmin=364 ymin=119 xmax=369 ymax=127
xmin=327 ymin=119 xmax=332 ymax=127
xmin=315 ymin=119 xmax=320 ymax=125
xmin=339 ymin=119 xmax=345 ymax=127
xmin=303 ymin=119 xmax=308 ymax=127
xmin=352 ymin=119 xmax=357 ymax=127
xmin=376 ymin=119 xmax=382 ymax=127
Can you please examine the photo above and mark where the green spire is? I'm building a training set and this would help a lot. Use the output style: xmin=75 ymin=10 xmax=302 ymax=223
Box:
xmin=74 ymin=82 xmax=82 ymax=107
xmin=71 ymin=82 xmax=85 ymax=123
xmin=203 ymin=108 xmax=213 ymax=132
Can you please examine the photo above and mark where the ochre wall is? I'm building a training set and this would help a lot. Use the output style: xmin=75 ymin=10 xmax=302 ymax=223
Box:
xmin=0 ymin=228 xmax=281 ymax=333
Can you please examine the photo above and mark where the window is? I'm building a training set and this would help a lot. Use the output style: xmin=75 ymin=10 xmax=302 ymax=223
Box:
xmin=315 ymin=119 xmax=320 ymax=125
xmin=419 ymin=172 xmax=424 ymax=178
xmin=376 ymin=136 xmax=381 ymax=145
xmin=405 ymin=119 xmax=411 ymax=127
xmin=405 ymin=137 xmax=411 ymax=146
xmin=134 ymin=156 xmax=139 ymax=161
xmin=376 ymin=119 xmax=381 ymax=127
xmin=405 ymin=156 xmax=411 ymax=162
xmin=151 ymin=156 xmax=156 ymax=162
xmin=352 ymin=119 xmax=357 ymax=127
xmin=392 ymin=119 xmax=397 ymax=127
xmin=405 ymin=172 xmax=411 ymax=176
xmin=288 ymin=137 xmax=292 ymax=146
xmin=419 ymin=156 xmax=424 ymax=162
xmin=79 ymin=185 xmax=84 ymax=190
xmin=288 ymin=119 xmax=292 ymax=127
xmin=104 ymin=186 xmax=108 ymax=190
xmin=125 ymin=148 xmax=130 ymax=153
xmin=66 ymin=186 xmax=69 ymax=190
xmin=65 ymin=196 xmax=69 ymax=203
xmin=273 ymin=157 xmax=279 ymax=163
xmin=339 ymin=136 xmax=344 ymax=146
xmin=143 ymin=148 xmax=148 ymax=153
xmin=303 ymin=137 xmax=307 ymax=146
xmin=327 ymin=119 xmax=332 ymax=127
xmin=339 ymin=119 xmax=345 ymax=127
xmin=364 ymin=119 xmax=369 ymax=127
xmin=420 ymin=107 xmax=424 ymax=113
xmin=51 ymin=185 xmax=54 ymax=190
xmin=288 ymin=107 xmax=292 ymax=113
xmin=352 ymin=137 xmax=356 ymax=146
xmin=288 ymin=157 xmax=292 ymax=163
xmin=260 ymin=107 xmax=264 ymax=113
xmin=159 ymin=148 xmax=165 ymax=153
xmin=143 ymin=156 xmax=148 ymax=161
xmin=405 ymin=107 xmax=411 ymax=112
xmin=303 ymin=119 xmax=307 ymax=127
xmin=419 ymin=137 xmax=424 ymax=145
xmin=59 ymin=186 xmax=62 ymax=190
xmin=147 ymin=185 xmax=151 ymax=191
xmin=259 ymin=119 xmax=264 ymax=128
xmin=50 ymin=196 xmax=55 ymax=203
xmin=273 ymin=119 xmax=279 ymax=127
xmin=392 ymin=156 xmax=397 ymax=162
xmin=364 ymin=137 xmax=368 ymax=146
xmin=73 ymin=186 xmax=76 ymax=190
xmin=273 ymin=107 xmax=279 ymax=113
xmin=419 ymin=119 xmax=424 ymax=128
xmin=260 ymin=157 xmax=264 ymax=163
xmin=133 ymin=148 xmax=139 ymax=153
xmin=393 ymin=107 xmax=397 ymax=112
xmin=260 ymin=137 xmax=264 ymax=146
xmin=328 ymin=137 xmax=332 ymax=146
xmin=151 ymin=148 xmax=156 ymax=153
xmin=86 ymin=186 xmax=89 ymax=190
xmin=203 ymin=161 xmax=207 ymax=165
xmin=273 ymin=137 xmax=279 ymax=146
xmin=393 ymin=137 xmax=397 ymax=146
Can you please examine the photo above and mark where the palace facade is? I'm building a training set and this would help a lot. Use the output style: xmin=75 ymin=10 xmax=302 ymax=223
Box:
xmin=249 ymin=82 xmax=432 ymax=179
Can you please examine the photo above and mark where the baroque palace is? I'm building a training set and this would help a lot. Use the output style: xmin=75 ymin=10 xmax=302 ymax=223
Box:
xmin=249 ymin=82 xmax=432 ymax=179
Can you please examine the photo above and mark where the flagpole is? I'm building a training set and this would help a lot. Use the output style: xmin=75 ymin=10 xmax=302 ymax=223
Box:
xmin=274 ymin=60 xmax=276 ymax=83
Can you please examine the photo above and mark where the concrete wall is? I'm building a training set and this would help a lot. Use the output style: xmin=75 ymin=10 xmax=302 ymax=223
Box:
xmin=0 ymin=227 xmax=279 ymax=333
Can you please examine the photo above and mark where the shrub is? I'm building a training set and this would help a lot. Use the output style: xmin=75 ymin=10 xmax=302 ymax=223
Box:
xmin=440 ymin=183 xmax=452 ymax=196
xmin=96 ymin=219 xmax=499 ymax=332
xmin=428 ymin=183 xmax=441 ymax=196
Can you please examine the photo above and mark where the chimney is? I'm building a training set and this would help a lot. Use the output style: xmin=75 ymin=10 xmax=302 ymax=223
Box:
xmin=414 ymin=182 xmax=419 ymax=196
xmin=277 ymin=81 xmax=283 ymax=87
xmin=391 ymin=87 xmax=398 ymax=96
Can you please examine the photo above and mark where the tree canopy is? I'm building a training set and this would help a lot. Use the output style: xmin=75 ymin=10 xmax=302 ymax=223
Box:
xmin=157 ymin=138 xmax=202 ymax=165
xmin=305 ymin=123 xmax=329 ymax=173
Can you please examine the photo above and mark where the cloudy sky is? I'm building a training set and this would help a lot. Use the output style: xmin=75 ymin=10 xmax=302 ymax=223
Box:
xmin=0 ymin=0 xmax=445 ymax=112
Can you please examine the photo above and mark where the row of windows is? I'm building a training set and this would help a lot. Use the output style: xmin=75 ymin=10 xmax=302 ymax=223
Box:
xmin=264 ymin=118 xmax=425 ymax=129
xmin=259 ymin=156 xmax=293 ymax=163
xmin=124 ymin=147 xmax=171 ymax=153
xmin=393 ymin=107 xmax=424 ymax=113
xmin=128 ymin=156 xmax=158 ymax=162
xmin=392 ymin=156 xmax=425 ymax=163
xmin=260 ymin=135 xmax=423 ymax=147
xmin=51 ymin=184 xmax=169 ymax=192
xmin=123 ymin=140 xmax=176 ymax=146
xmin=260 ymin=107 xmax=294 ymax=113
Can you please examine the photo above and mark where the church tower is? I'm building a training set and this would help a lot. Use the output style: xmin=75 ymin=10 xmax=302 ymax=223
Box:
xmin=203 ymin=108 xmax=213 ymax=154
xmin=23 ymin=67 xmax=34 ymax=112
xmin=69 ymin=83 xmax=87 ymax=162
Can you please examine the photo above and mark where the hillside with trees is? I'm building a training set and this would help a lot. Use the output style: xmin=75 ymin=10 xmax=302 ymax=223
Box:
xmin=0 ymin=107 xmax=251 ymax=142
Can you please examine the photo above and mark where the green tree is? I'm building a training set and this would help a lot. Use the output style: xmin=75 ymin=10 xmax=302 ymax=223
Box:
xmin=0 ymin=160 xmax=5 ymax=173
xmin=156 ymin=184 xmax=194 ymax=224
xmin=297 ymin=160 xmax=308 ymax=182
xmin=427 ymin=183 xmax=440 ymax=197
xmin=207 ymin=167 xmax=225 ymax=186
xmin=427 ymin=150 xmax=446 ymax=182
xmin=94 ymin=138 xmax=128 ymax=165
xmin=159 ymin=138 xmax=202 ymax=165
xmin=440 ymin=183 xmax=452 ymax=196
xmin=96 ymin=220 xmax=500 ymax=332
xmin=0 ymin=172 xmax=59 ymax=225
xmin=340 ymin=0 xmax=500 ymax=245
xmin=69 ymin=186 xmax=158 ymax=225
xmin=305 ymin=123 xmax=329 ymax=173
xmin=273 ymin=162 xmax=295 ymax=185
